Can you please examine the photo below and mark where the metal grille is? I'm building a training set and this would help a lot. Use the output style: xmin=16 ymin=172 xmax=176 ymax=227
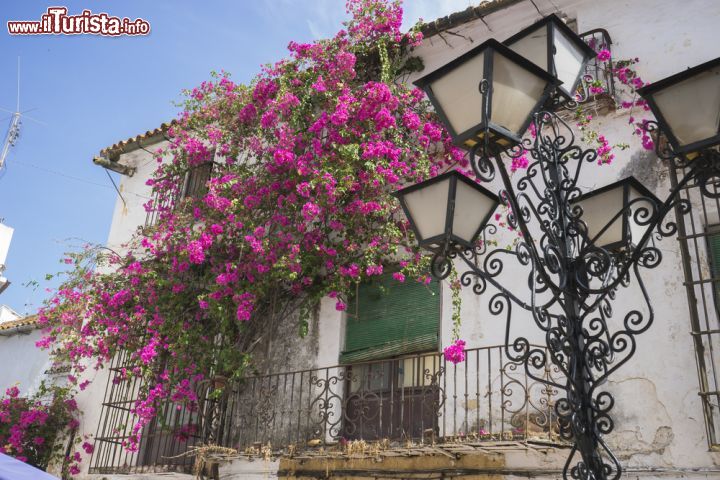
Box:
xmin=144 ymin=161 xmax=216 ymax=228
xmin=670 ymin=164 xmax=720 ymax=448
xmin=89 ymin=345 xmax=562 ymax=473
xmin=578 ymin=29 xmax=616 ymax=103
xmin=90 ymin=350 xmax=202 ymax=473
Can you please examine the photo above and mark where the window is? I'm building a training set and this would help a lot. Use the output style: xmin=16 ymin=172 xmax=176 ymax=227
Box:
xmin=340 ymin=273 xmax=441 ymax=364
xmin=400 ymin=354 xmax=441 ymax=388
xmin=708 ymin=227 xmax=720 ymax=314
xmin=89 ymin=350 xmax=210 ymax=473
xmin=670 ymin=159 xmax=720 ymax=447
xmin=182 ymin=161 xmax=214 ymax=200
xmin=577 ymin=28 xmax=616 ymax=105
xmin=340 ymin=273 xmax=442 ymax=440
xmin=145 ymin=160 xmax=216 ymax=227
xmin=347 ymin=354 xmax=441 ymax=394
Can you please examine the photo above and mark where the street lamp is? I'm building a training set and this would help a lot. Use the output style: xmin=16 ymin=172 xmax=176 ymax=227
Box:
xmin=413 ymin=39 xmax=559 ymax=152
xmin=504 ymin=14 xmax=597 ymax=102
xmin=393 ymin=170 xmax=499 ymax=251
xmin=638 ymin=57 xmax=720 ymax=156
xmin=398 ymin=21 xmax=720 ymax=480
xmin=572 ymin=177 xmax=661 ymax=251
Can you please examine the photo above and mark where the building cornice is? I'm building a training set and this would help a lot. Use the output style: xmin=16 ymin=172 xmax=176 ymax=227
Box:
xmin=0 ymin=315 xmax=40 ymax=336
xmin=419 ymin=0 xmax=525 ymax=38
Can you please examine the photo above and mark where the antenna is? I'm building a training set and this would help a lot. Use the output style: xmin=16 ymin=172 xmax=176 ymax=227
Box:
xmin=0 ymin=59 xmax=24 ymax=297
xmin=0 ymin=58 xmax=22 ymax=171
xmin=0 ymin=57 xmax=45 ymax=171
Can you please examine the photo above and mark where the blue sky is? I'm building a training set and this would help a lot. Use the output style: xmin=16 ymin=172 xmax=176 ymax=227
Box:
xmin=0 ymin=1 xmax=477 ymax=315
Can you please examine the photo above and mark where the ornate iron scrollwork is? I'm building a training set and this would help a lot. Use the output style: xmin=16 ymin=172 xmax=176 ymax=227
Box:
xmin=436 ymin=110 xmax=720 ymax=480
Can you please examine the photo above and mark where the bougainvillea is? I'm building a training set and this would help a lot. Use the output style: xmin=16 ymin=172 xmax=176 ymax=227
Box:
xmin=35 ymin=0 xmax=472 ymax=460
xmin=574 ymin=38 xmax=653 ymax=164
xmin=443 ymin=339 xmax=466 ymax=364
xmin=0 ymin=383 xmax=80 ymax=475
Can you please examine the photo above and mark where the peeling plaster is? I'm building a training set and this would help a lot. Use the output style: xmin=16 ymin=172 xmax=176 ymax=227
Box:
xmin=257 ymin=308 xmax=320 ymax=374
xmin=607 ymin=378 xmax=674 ymax=463
xmin=613 ymin=426 xmax=674 ymax=462
xmin=618 ymin=149 xmax=665 ymax=193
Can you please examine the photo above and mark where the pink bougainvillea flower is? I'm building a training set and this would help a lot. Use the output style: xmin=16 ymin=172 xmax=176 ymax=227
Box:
xmin=443 ymin=339 xmax=466 ymax=364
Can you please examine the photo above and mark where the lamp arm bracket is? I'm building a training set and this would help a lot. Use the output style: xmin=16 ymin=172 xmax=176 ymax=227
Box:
xmin=494 ymin=150 xmax=564 ymax=295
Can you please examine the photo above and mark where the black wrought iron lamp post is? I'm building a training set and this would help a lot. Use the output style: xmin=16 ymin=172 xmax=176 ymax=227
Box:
xmin=396 ymin=22 xmax=720 ymax=480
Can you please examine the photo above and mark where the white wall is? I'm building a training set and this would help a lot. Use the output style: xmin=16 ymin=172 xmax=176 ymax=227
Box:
xmin=0 ymin=329 xmax=50 ymax=397
xmin=75 ymin=142 xmax=168 ymax=478
xmin=105 ymin=145 xmax=167 ymax=255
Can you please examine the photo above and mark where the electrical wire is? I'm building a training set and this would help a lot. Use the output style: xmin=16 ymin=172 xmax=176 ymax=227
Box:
xmin=5 ymin=159 xmax=151 ymax=199
xmin=105 ymin=168 xmax=127 ymax=208
xmin=546 ymin=0 xmax=562 ymax=14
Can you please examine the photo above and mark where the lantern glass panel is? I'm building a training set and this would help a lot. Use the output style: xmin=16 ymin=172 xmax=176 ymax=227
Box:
xmin=554 ymin=27 xmax=586 ymax=94
xmin=577 ymin=187 xmax=624 ymax=248
xmin=452 ymin=179 xmax=497 ymax=243
xmin=402 ymin=177 xmax=450 ymax=241
xmin=491 ymin=52 xmax=549 ymax=136
xmin=652 ymin=66 xmax=720 ymax=147
xmin=427 ymin=53 xmax=485 ymax=135
xmin=507 ymin=26 xmax=548 ymax=71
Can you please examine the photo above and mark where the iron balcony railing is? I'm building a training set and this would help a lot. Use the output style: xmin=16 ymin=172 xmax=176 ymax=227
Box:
xmin=577 ymin=29 xmax=616 ymax=104
xmin=89 ymin=345 xmax=563 ymax=474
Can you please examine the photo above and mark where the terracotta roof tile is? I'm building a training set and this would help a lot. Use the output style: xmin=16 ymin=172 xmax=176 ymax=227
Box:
xmin=0 ymin=315 xmax=40 ymax=332
xmin=99 ymin=120 xmax=177 ymax=158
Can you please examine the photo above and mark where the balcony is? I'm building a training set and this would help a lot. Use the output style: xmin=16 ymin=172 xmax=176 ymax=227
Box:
xmin=89 ymin=345 xmax=563 ymax=474
xmin=574 ymin=29 xmax=616 ymax=112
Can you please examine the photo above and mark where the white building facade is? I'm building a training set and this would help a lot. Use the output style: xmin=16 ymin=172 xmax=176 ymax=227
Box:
xmin=71 ymin=0 xmax=720 ymax=478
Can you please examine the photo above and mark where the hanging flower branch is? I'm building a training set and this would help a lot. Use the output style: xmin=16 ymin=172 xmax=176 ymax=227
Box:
xmin=572 ymin=36 xmax=654 ymax=164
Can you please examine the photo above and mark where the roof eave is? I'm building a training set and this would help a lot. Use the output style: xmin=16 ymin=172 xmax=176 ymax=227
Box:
xmin=419 ymin=0 xmax=526 ymax=38
xmin=0 ymin=315 xmax=41 ymax=336
xmin=93 ymin=120 xmax=176 ymax=175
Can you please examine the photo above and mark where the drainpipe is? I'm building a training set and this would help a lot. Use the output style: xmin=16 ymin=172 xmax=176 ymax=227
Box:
xmin=93 ymin=155 xmax=136 ymax=176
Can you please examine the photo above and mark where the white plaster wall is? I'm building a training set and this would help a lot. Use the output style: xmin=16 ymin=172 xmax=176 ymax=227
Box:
xmin=0 ymin=329 xmax=50 ymax=396
xmin=317 ymin=296 xmax=344 ymax=368
xmin=105 ymin=144 xmax=169 ymax=255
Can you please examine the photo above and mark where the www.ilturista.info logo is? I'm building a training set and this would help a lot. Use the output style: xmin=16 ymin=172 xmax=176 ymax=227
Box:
xmin=7 ymin=7 xmax=150 ymax=36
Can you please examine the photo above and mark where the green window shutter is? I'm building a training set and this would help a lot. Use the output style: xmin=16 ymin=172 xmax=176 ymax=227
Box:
xmin=340 ymin=273 xmax=440 ymax=364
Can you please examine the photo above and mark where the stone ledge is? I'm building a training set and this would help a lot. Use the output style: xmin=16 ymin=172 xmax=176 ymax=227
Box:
xmin=278 ymin=441 xmax=569 ymax=480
